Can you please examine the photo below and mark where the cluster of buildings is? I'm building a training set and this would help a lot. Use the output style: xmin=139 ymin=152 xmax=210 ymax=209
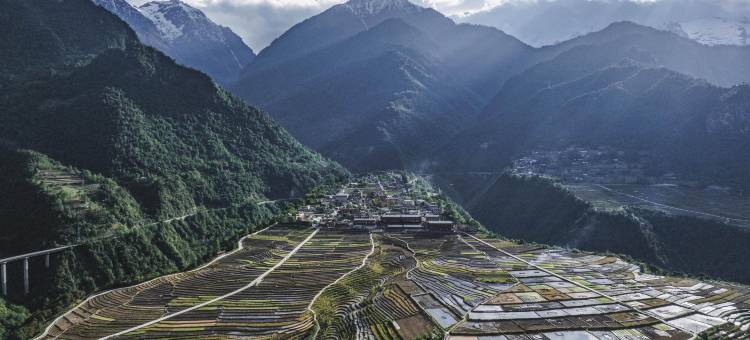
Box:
xmin=511 ymin=147 xmax=654 ymax=184
xmin=295 ymin=173 xmax=458 ymax=234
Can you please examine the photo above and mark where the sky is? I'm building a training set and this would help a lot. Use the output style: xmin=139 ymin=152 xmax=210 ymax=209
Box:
xmin=130 ymin=0 xmax=750 ymax=52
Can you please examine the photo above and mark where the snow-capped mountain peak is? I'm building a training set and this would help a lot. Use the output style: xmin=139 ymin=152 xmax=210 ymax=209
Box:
xmin=98 ymin=0 xmax=138 ymax=14
xmin=140 ymin=1 xmax=184 ymax=40
xmin=140 ymin=0 xmax=204 ymax=40
xmin=92 ymin=0 xmax=255 ymax=85
xmin=343 ymin=0 xmax=420 ymax=17
xmin=139 ymin=0 xmax=214 ymax=41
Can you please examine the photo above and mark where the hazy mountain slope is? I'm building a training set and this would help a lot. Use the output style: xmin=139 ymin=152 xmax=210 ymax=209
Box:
xmin=435 ymin=23 xmax=533 ymax=99
xmin=243 ymin=0 xmax=531 ymax=97
xmin=92 ymin=0 xmax=256 ymax=85
xmin=535 ymin=22 xmax=750 ymax=87
xmin=236 ymin=11 xmax=748 ymax=173
xmin=233 ymin=0 xmax=532 ymax=169
xmin=442 ymin=46 xmax=750 ymax=189
xmin=240 ymin=18 xmax=481 ymax=170
xmin=437 ymin=22 xmax=750 ymax=189
xmin=243 ymin=0 xmax=453 ymax=75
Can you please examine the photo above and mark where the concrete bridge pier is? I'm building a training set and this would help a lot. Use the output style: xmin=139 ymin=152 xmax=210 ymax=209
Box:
xmin=23 ymin=257 xmax=29 ymax=295
xmin=1 ymin=244 xmax=77 ymax=297
xmin=1 ymin=262 xmax=6 ymax=296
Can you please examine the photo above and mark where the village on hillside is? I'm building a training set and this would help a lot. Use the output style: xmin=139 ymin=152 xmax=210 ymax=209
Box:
xmin=293 ymin=172 xmax=471 ymax=234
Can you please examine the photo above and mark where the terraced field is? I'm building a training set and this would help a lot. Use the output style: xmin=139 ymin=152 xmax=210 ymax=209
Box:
xmin=313 ymin=236 xmax=435 ymax=339
xmin=38 ymin=228 xmax=750 ymax=339
xmin=35 ymin=169 xmax=100 ymax=217
xmin=125 ymin=231 xmax=375 ymax=338
xmin=371 ymin=232 xmax=750 ymax=339
xmin=449 ymin=233 xmax=750 ymax=339
xmin=39 ymin=227 xmax=317 ymax=339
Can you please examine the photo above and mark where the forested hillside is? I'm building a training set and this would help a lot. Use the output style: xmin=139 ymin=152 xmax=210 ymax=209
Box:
xmin=0 ymin=0 xmax=346 ymax=337
xmin=0 ymin=0 xmax=346 ymax=222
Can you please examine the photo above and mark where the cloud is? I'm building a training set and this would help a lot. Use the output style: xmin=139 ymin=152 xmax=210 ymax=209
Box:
xmin=191 ymin=1 xmax=337 ymax=50
xmin=413 ymin=0 xmax=488 ymax=17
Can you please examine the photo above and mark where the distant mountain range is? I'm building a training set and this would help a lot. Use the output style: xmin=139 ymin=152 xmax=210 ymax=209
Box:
xmin=230 ymin=0 xmax=750 ymax=190
xmin=438 ymin=21 xmax=750 ymax=190
xmin=92 ymin=0 xmax=256 ymax=85
xmin=456 ymin=0 xmax=750 ymax=48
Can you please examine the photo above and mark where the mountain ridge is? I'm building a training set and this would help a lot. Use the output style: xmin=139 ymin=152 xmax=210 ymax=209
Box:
xmin=92 ymin=0 xmax=256 ymax=85
xmin=455 ymin=0 xmax=750 ymax=48
xmin=233 ymin=0 xmax=533 ymax=169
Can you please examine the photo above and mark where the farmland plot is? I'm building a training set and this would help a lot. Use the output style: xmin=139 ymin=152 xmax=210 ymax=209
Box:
xmin=313 ymin=237 xmax=432 ymax=340
xmin=38 ymin=230 xmax=750 ymax=339
xmin=448 ymin=234 xmax=750 ymax=339
xmin=40 ymin=227 xmax=316 ymax=339
xmin=389 ymin=234 xmax=527 ymax=331
xmin=120 ymin=231 xmax=374 ymax=338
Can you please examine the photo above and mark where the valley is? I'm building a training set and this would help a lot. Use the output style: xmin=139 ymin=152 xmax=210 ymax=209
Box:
xmin=2 ymin=0 xmax=750 ymax=338
xmin=34 ymin=173 xmax=750 ymax=339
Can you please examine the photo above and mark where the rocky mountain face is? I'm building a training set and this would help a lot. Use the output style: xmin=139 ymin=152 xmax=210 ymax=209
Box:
xmin=92 ymin=0 xmax=256 ymax=85
xmin=232 ymin=0 xmax=533 ymax=170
